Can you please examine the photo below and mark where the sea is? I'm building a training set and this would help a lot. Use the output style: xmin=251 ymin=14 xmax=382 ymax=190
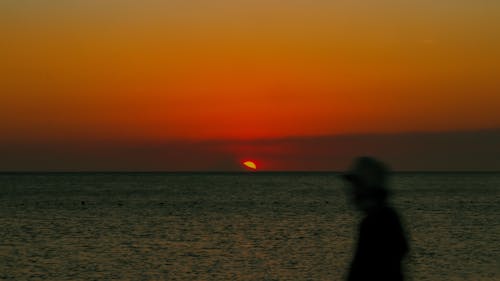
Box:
xmin=0 ymin=172 xmax=498 ymax=280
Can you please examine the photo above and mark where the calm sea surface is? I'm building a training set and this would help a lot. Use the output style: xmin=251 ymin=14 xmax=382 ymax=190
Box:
xmin=0 ymin=173 xmax=498 ymax=280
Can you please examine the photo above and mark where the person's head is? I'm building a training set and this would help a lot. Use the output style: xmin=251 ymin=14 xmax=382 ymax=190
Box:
xmin=342 ymin=157 xmax=390 ymax=211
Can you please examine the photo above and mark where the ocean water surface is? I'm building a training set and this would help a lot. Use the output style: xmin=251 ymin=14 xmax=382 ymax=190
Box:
xmin=0 ymin=172 xmax=498 ymax=280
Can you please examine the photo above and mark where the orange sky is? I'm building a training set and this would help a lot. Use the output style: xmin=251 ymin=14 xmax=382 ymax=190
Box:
xmin=0 ymin=1 xmax=499 ymax=170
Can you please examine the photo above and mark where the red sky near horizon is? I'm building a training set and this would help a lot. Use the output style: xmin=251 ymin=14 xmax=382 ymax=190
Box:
xmin=1 ymin=1 xmax=499 ymax=170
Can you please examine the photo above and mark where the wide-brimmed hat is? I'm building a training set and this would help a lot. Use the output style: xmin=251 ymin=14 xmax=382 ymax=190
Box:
xmin=342 ymin=157 xmax=389 ymax=188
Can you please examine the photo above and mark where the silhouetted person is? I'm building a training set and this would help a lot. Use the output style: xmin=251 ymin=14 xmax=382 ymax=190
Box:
xmin=342 ymin=157 xmax=409 ymax=281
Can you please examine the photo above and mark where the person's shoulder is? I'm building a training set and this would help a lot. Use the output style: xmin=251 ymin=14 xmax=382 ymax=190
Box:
xmin=381 ymin=205 xmax=399 ymax=216
xmin=372 ymin=205 xmax=402 ymax=224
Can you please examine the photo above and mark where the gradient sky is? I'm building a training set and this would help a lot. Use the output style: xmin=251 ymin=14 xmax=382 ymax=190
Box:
xmin=1 ymin=1 xmax=499 ymax=170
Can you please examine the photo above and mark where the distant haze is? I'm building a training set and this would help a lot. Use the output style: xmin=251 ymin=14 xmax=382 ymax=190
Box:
xmin=0 ymin=129 xmax=498 ymax=171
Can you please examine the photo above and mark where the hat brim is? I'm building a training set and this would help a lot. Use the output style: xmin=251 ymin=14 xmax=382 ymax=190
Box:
xmin=341 ymin=173 xmax=357 ymax=182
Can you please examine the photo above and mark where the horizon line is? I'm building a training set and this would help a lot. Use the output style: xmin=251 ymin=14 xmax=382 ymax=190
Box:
xmin=0 ymin=170 xmax=498 ymax=174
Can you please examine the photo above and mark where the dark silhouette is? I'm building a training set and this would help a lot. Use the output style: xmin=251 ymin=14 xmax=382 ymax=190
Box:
xmin=342 ymin=157 xmax=409 ymax=281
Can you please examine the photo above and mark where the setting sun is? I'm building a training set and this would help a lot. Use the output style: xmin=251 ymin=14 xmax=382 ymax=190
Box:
xmin=243 ymin=161 xmax=257 ymax=170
